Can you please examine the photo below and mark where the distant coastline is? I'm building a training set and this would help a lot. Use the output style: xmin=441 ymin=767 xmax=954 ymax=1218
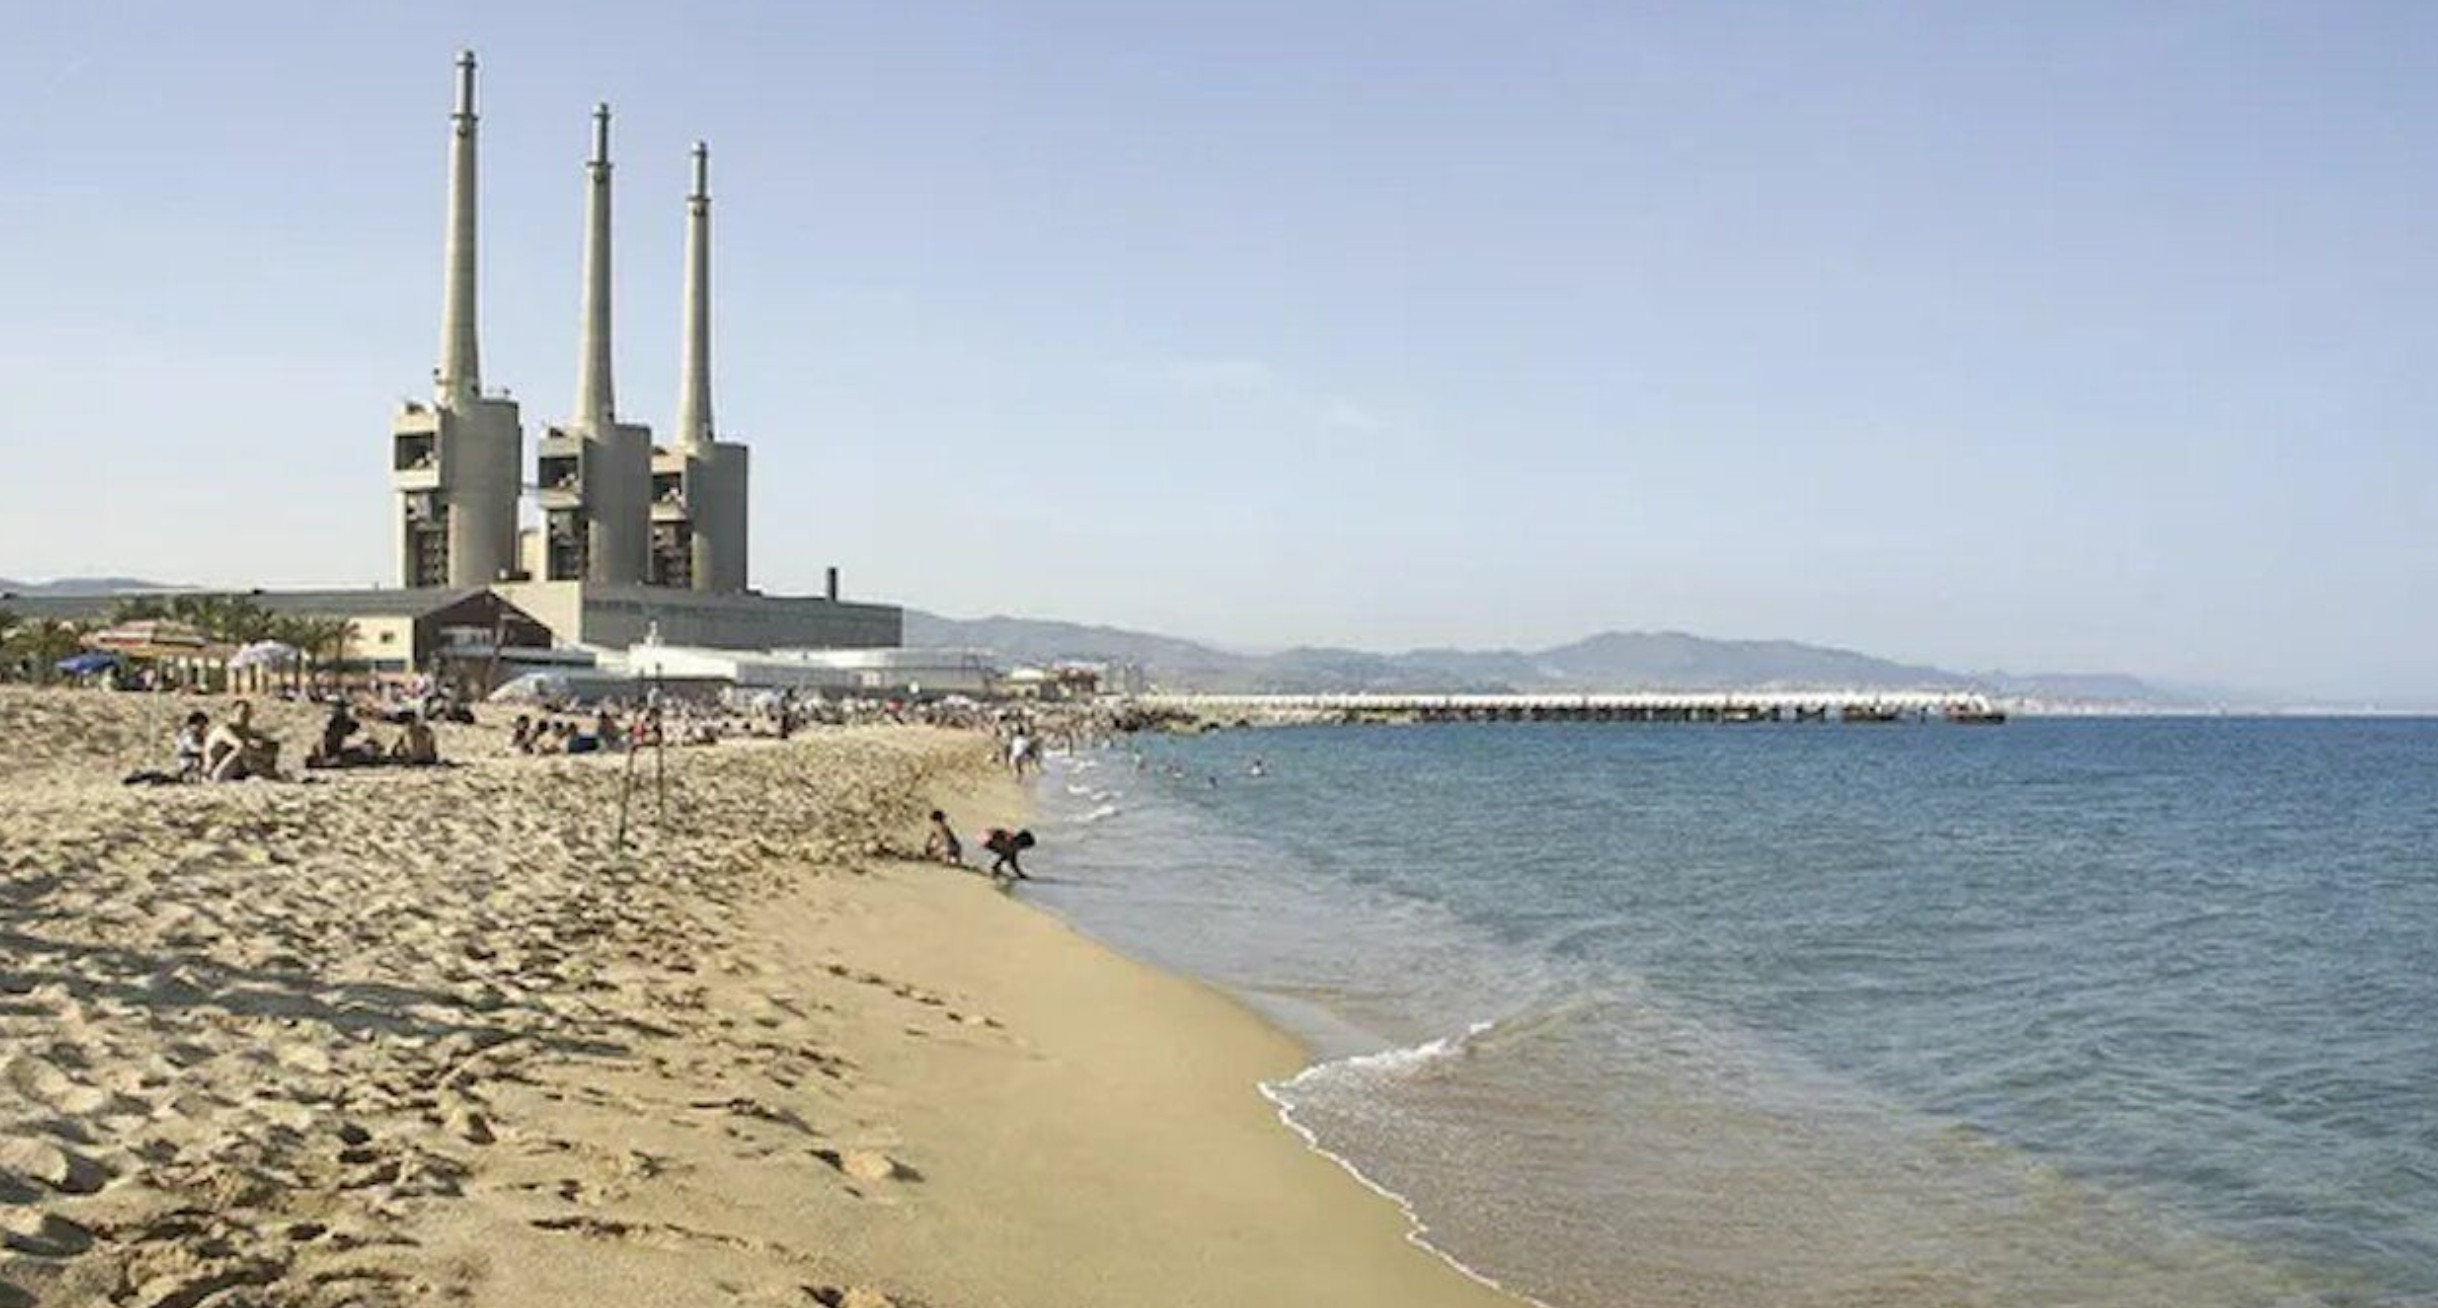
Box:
xmin=0 ymin=576 xmax=2391 ymax=713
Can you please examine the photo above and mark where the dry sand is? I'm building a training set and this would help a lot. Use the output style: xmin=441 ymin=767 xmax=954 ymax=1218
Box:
xmin=0 ymin=687 xmax=1516 ymax=1308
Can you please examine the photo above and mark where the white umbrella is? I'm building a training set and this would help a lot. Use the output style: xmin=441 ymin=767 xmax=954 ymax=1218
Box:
xmin=486 ymin=672 xmax=567 ymax=705
xmin=230 ymin=640 xmax=300 ymax=669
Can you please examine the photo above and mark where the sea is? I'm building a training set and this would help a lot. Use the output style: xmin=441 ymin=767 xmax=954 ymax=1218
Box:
xmin=1025 ymin=718 xmax=2438 ymax=1308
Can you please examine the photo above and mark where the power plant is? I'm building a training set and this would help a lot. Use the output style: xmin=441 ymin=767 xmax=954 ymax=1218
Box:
xmin=10 ymin=49 xmax=905 ymax=685
xmin=382 ymin=50 xmax=891 ymax=654
xmin=390 ymin=50 xmax=757 ymax=600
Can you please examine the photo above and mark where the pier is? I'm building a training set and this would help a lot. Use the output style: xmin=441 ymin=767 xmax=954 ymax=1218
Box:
xmin=1124 ymin=691 xmax=2005 ymax=726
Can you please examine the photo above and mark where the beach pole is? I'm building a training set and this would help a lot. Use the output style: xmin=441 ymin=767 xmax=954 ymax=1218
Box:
xmin=652 ymin=676 xmax=668 ymax=830
xmin=616 ymin=718 xmax=642 ymax=849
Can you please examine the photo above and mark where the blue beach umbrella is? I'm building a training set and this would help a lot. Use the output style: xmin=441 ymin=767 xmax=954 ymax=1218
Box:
xmin=56 ymin=651 xmax=121 ymax=676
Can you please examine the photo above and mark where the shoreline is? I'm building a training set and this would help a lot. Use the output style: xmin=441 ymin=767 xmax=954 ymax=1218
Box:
xmin=0 ymin=686 xmax=1519 ymax=1307
xmin=788 ymin=765 xmax=1525 ymax=1308
xmin=982 ymin=821 xmax=1551 ymax=1308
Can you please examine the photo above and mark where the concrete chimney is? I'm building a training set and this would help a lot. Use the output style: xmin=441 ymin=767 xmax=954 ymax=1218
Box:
xmin=436 ymin=50 xmax=481 ymax=408
xmin=574 ymin=103 xmax=615 ymax=432
xmin=395 ymin=50 xmax=522 ymax=590
xmin=825 ymin=566 xmax=840 ymax=602
xmin=673 ymin=142 xmax=714 ymax=454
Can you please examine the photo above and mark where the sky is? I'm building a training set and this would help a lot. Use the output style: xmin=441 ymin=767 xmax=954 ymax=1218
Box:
xmin=1 ymin=2 xmax=2432 ymax=705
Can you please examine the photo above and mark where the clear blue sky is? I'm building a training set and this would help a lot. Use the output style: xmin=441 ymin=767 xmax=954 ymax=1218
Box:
xmin=2 ymin=2 xmax=2432 ymax=704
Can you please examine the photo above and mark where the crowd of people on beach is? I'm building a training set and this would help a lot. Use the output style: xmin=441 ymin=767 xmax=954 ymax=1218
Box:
xmin=100 ymin=673 xmax=1123 ymax=889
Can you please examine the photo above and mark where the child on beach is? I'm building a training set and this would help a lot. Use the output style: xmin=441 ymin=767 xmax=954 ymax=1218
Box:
xmin=924 ymin=810 xmax=964 ymax=866
xmin=983 ymin=828 xmax=1035 ymax=881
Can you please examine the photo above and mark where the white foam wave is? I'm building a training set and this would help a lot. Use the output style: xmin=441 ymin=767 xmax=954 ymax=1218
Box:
xmin=1073 ymin=803 xmax=1121 ymax=825
xmin=1284 ymin=1020 xmax=1496 ymax=1086
xmin=1262 ymin=1042 xmax=1557 ymax=1308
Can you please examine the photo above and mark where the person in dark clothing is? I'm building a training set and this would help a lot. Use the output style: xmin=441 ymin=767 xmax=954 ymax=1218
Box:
xmin=312 ymin=701 xmax=361 ymax=765
xmin=982 ymin=828 xmax=1036 ymax=881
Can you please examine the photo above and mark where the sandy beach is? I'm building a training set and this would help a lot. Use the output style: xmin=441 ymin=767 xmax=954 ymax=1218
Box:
xmin=0 ymin=687 xmax=1514 ymax=1308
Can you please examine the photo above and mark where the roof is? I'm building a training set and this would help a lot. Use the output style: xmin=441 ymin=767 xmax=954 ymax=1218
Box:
xmin=1 ymin=586 xmax=501 ymax=622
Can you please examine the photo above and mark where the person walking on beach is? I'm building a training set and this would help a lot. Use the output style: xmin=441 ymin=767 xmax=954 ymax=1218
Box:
xmin=983 ymin=828 xmax=1035 ymax=881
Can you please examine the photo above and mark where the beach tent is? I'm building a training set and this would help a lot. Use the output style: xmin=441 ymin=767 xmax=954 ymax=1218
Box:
xmin=55 ymin=651 xmax=121 ymax=676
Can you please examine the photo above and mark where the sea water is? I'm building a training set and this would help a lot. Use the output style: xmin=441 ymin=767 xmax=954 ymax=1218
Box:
xmin=1026 ymin=719 xmax=2438 ymax=1308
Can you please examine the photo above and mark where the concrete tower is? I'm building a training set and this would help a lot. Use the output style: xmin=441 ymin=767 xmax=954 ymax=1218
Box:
xmin=537 ymin=104 xmax=652 ymax=585
xmin=651 ymin=142 xmax=750 ymax=593
xmin=391 ymin=50 xmax=523 ymax=588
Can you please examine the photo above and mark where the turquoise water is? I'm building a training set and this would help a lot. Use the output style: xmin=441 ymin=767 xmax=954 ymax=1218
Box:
xmin=1029 ymin=720 xmax=2438 ymax=1308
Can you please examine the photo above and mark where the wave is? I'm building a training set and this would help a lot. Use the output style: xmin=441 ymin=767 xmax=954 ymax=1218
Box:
xmin=1262 ymin=1020 xmax=1561 ymax=1308
xmin=1073 ymin=803 xmax=1121 ymax=825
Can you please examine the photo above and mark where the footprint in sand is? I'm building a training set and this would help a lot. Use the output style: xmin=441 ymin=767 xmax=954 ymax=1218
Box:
xmin=0 ymin=1208 xmax=95 ymax=1257
xmin=813 ymin=1148 xmax=918 ymax=1185
xmin=0 ymin=1137 xmax=111 ymax=1195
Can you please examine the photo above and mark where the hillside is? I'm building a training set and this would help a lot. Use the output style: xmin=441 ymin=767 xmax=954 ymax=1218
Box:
xmin=905 ymin=611 xmax=2194 ymax=704
xmin=4 ymin=580 xmax=2195 ymax=705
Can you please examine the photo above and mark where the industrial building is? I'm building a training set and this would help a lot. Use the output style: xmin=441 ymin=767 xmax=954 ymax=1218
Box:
xmin=7 ymin=52 xmax=908 ymax=689
xmin=535 ymin=104 xmax=654 ymax=589
xmin=391 ymin=51 xmax=523 ymax=592
xmin=0 ymin=588 xmax=568 ymax=691
xmin=375 ymin=51 xmax=893 ymax=654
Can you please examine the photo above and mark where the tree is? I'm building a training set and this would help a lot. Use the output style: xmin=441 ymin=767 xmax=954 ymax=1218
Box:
xmin=108 ymin=596 xmax=170 ymax=624
xmin=294 ymin=616 xmax=356 ymax=665
xmin=1 ymin=619 xmax=91 ymax=682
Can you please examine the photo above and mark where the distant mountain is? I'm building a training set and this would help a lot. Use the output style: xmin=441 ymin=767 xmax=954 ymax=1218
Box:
xmin=2 ymin=580 xmax=2203 ymax=706
xmin=0 ymin=576 xmax=182 ymax=597
xmin=905 ymin=610 xmax=2199 ymax=706
xmin=1529 ymin=631 xmax=1967 ymax=690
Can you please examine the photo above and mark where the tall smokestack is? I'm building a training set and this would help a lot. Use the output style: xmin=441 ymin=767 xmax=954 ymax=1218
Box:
xmin=673 ymin=141 xmax=714 ymax=453
xmin=436 ymin=50 xmax=481 ymax=408
xmin=574 ymin=103 xmax=616 ymax=432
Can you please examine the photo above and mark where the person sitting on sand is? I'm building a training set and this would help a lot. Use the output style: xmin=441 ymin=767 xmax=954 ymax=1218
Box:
xmin=982 ymin=828 xmax=1036 ymax=881
xmin=206 ymin=701 xmax=276 ymax=782
xmin=594 ymin=708 xmax=623 ymax=752
xmin=174 ymin=711 xmax=210 ymax=782
xmin=309 ymin=700 xmax=361 ymax=768
xmin=390 ymin=715 xmax=440 ymax=767
xmin=924 ymin=810 xmax=964 ymax=866
xmin=510 ymin=714 xmax=537 ymax=754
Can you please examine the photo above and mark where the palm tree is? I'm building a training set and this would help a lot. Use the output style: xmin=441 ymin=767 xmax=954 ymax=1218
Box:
xmin=2 ymin=619 xmax=91 ymax=683
xmin=295 ymin=616 xmax=356 ymax=666
xmin=108 ymin=595 xmax=171 ymax=624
